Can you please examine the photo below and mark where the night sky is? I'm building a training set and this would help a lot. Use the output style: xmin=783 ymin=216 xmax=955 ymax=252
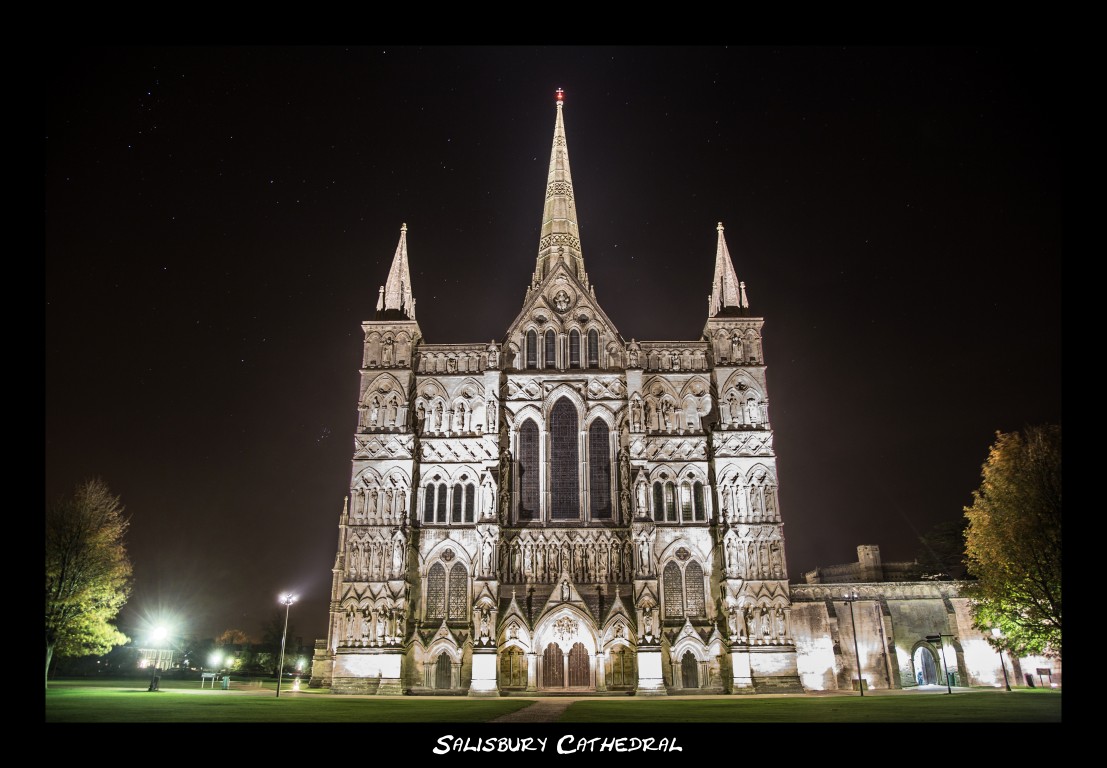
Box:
xmin=46 ymin=46 xmax=1061 ymax=646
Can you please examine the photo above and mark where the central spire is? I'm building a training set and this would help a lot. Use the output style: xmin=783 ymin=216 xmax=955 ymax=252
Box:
xmin=534 ymin=88 xmax=587 ymax=285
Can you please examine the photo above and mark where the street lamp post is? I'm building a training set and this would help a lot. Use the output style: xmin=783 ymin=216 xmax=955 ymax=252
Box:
xmin=926 ymin=633 xmax=954 ymax=694
xmin=275 ymin=593 xmax=297 ymax=698
xmin=991 ymin=627 xmax=1012 ymax=691
xmin=147 ymin=626 xmax=168 ymax=692
xmin=843 ymin=590 xmax=863 ymax=696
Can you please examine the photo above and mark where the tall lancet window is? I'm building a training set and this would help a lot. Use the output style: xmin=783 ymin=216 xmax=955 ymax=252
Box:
xmin=544 ymin=330 xmax=556 ymax=369
xmin=550 ymin=398 xmax=580 ymax=519
xmin=587 ymin=330 xmax=599 ymax=368
xmin=588 ymin=420 xmax=612 ymax=519
xmin=526 ymin=331 xmax=538 ymax=369
xmin=518 ymin=420 xmax=539 ymax=521
xmin=569 ymin=330 xmax=581 ymax=368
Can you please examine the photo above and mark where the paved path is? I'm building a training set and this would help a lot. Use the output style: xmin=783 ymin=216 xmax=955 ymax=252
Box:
xmin=490 ymin=698 xmax=577 ymax=723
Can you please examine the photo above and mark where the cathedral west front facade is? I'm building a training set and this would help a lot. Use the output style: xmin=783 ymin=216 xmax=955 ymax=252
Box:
xmin=308 ymin=89 xmax=804 ymax=696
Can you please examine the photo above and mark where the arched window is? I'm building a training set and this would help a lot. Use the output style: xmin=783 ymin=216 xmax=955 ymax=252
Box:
xmin=423 ymin=481 xmax=449 ymax=524
xmin=653 ymin=482 xmax=664 ymax=522
xmin=426 ymin=562 xmax=446 ymax=619
xmin=518 ymin=420 xmax=539 ymax=521
xmin=588 ymin=420 xmax=612 ymax=519
xmin=664 ymin=481 xmax=677 ymax=522
xmin=423 ymin=486 xmax=435 ymax=523
xmin=693 ymin=481 xmax=706 ymax=521
xmin=526 ymin=330 xmax=537 ymax=369
xmin=464 ymin=484 xmax=475 ymax=523
xmin=436 ymin=482 xmax=447 ymax=522
xmin=452 ymin=483 xmax=463 ymax=523
xmin=685 ymin=561 xmax=706 ymax=616
xmin=544 ymin=330 xmax=556 ymax=369
xmin=550 ymin=398 xmax=580 ymax=519
xmin=447 ymin=562 xmax=468 ymax=619
xmin=664 ymin=561 xmax=684 ymax=618
xmin=680 ymin=482 xmax=693 ymax=522
xmin=569 ymin=330 xmax=581 ymax=368
xmin=587 ymin=329 xmax=599 ymax=367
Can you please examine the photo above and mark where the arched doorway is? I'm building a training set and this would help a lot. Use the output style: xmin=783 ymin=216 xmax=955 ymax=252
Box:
xmin=913 ymin=646 xmax=939 ymax=686
xmin=435 ymin=652 xmax=452 ymax=689
xmin=681 ymin=650 xmax=698 ymax=689
xmin=542 ymin=643 xmax=564 ymax=688
xmin=568 ymin=642 xmax=589 ymax=687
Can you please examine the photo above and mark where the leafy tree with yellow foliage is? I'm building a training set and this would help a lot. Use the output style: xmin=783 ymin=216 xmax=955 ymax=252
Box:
xmin=46 ymin=479 xmax=133 ymax=687
xmin=964 ymin=424 xmax=1061 ymax=658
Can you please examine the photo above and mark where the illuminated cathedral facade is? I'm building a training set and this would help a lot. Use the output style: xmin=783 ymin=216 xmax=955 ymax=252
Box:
xmin=308 ymin=90 xmax=799 ymax=695
xmin=308 ymin=91 xmax=1053 ymax=696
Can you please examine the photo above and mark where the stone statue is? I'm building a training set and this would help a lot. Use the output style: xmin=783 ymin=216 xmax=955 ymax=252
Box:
xmin=635 ymin=478 xmax=648 ymax=517
xmin=487 ymin=344 xmax=499 ymax=369
xmin=765 ymin=488 xmax=777 ymax=520
xmin=637 ymin=537 xmax=649 ymax=574
xmin=631 ymin=399 xmax=642 ymax=430
xmin=360 ymin=612 xmax=371 ymax=646
xmin=368 ymin=489 xmax=378 ymax=519
xmin=480 ymin=609 xmax=490 ymax=639
xmin=486 ymin=399 xmax=497 ymax=431
xmin=481 ymin=538 xmax=493 ymax=576
xmin=397 ymin=489 xmax=406 ymax=523
xmin=483 ymin=478 xmax=496 ymax=518
xmin=728 ymin=394 xmax=740 ymax=421
xmin=391 ymin=539 xmax=404 ymax=577
xmin=726 ymin=538 xmax=737 ymax=572
xmin=627 ymin=340 xmax=640 ymax=368
xmin=523 ymin=543 xmax=533 ymax=576
xmin=345 ymin=612 xmax=356 ymax=645
xmin=561 ymin=579 xmax=570 ymax=601
xmin=775 ymin=607 xmax=786 ymax=638
xmin=597 ymin=542 xmax=608 ymax=582
xmin=727 ymin=609 xmax=738 ymax=638
xmin=745 ymin=398 xmax=760 ymax=425
xmin=369 ymin=398 xmax=380 ymax=427
xmin=383 ymin=337 xmax=394 ymax=366
xmin=376 ymin=610 xmax=387 ymax=644
xmin=730 ymin=334 xmax=741 ymax=362
xmin=770 ymin=542 xmax=783 ymax=576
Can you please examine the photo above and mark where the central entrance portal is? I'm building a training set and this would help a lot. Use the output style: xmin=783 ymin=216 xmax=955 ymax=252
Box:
xmin=540 ymin=641 xmax=592 ymax=690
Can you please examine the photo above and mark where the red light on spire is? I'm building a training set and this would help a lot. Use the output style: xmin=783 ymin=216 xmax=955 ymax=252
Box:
xmin=555 ymin=88 xmax=564 ymax=103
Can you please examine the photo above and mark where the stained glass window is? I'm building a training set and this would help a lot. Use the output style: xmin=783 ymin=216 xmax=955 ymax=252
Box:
xmin=464 ymin=484 xmax=475 ymax=523
xmin=436 ymin=482 xmax=447 ymax=523
xmin=587 ymin=329 xmax=599 ymax=367
xmin=526 ymin=330 xmax=537 ymax=369
xmin=589 ymin=420 xmax=611 ymax=519
xmin=693 ymin=481 xmax=705 ymax=521
xmin=550 ymin=398 xmax=579 ymax=519
xmin=664 ymin=561 xmax=683 ymax=618
xmin=681 ymin=482 xmax=693 ymax=522
xmin=423 ymin=486 xmax=435 ymax=523
xmin=452 ymin=483 xmax=463 ymax=523
xmin=569 ymin=330 xmax=580 ymax=368
xmin=426 ymin=562 xmax=446 ymax=619
xmin=518 ymin=420 xmax=539 ymax=521
xmin=653 ymin=482 xmax=664 ymax=522
xmin=447 ymin=562 xmax=467 ymax=619
xmin=545 ymin=330 xmax=556 ymax=369
xmin=685 ymin=561 xmax=706 ymax=616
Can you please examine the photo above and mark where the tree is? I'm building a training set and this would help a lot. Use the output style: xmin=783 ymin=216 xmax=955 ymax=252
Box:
xmin=45 ymin=479 xmax=133 ymax=687
xmin=964 ymin=424 xmax=1061 ymax=658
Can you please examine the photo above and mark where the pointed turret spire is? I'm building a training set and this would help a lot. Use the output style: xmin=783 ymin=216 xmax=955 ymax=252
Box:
xmin=378 ymin=223 xmax=415 ymax=319
xmin=709 ymin=222 xmax=747 ymax=317
xmin=534 ymin=88 xmax=586 ymax=284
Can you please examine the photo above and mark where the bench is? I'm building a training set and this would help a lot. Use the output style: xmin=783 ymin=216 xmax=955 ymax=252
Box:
xmin=200 ymin=672 xmax=219 ymax=689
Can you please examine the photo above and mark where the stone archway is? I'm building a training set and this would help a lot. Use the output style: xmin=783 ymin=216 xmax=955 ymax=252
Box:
xmin=681 ymin=650 xmax=698 ymax=689
xmin=913 ymin=645 xmax=940 ymax=686
xmin=435 ymin=652 xmax=452 ymax=689
xmin=532 ymin=608 xmax=599 ymax=692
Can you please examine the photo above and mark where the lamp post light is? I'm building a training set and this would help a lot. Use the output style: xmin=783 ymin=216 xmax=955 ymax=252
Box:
xmin=926 ymin=633 xmax=954 ymax=694
xmin=275 ymin=593 xmax=297 ymax=698
xmin=147 ymin=626 xmax=168 ymax=692
xmin=843 ymin=590 xmax=863 ymax=696
xmin=991 ymin=627 xmax=1012 ymax=691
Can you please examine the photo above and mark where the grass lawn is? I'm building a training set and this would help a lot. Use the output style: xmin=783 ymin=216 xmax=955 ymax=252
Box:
xmin=45 ymin=678 xmax=1060 ymax=725
xmin=558 ymin=689 xmax=1062 ymax=723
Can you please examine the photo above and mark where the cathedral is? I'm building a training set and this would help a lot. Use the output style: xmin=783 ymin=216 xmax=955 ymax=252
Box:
xmin=308 ymin=90 xmax=1058 ymax=696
